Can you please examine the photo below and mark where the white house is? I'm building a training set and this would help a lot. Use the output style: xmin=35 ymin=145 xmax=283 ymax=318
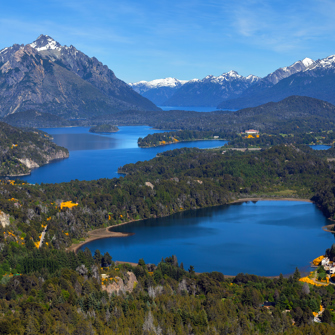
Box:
xmin=245 ymin=129 xmax=259 ymax=134
xmin=321 ymin=257 xmax=330 ymax=266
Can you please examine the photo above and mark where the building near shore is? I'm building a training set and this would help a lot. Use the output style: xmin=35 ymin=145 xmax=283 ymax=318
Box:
xmin=244 ymin=129 xmax=259 ymax=134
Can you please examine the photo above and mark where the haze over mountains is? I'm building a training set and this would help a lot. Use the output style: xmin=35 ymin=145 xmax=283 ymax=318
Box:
xmin=0 ymin=35 xmax=159 ymax=118
xmin=129 ymin=56 xmax=335 ymax=109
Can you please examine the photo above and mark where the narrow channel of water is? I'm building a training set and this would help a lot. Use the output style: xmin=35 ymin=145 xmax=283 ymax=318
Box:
xmin=21 ymin=126 xmax=226 ymax=184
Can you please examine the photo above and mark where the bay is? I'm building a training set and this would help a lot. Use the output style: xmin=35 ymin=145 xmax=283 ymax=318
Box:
xmin=81 ymin=200 xmax=333 ymax=276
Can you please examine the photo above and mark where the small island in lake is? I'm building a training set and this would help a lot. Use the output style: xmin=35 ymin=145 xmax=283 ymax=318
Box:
xmin=89 ymin=124 xmax=119 ymax=133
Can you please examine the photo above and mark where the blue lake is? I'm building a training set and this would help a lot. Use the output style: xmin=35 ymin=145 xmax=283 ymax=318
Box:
xmin=80 ymin=200 xmax=333 ymax=276
xmin=19 ymin=126 xmax=334 ymax=276
xmin=309 ymin=145 xmax=331 ymax=150
xmin=21 ymin=126 xmax=226 ymax=184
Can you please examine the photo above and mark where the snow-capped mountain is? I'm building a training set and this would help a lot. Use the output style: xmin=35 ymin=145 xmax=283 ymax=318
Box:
xmin=130 ymin=77 xmax=188 ymax=93
xmin=130 ymin=57 xmax=318 ymax=108
xmin=202 ymin=70 xmax=260 ymax=85
xmin=29 ymin=34 xmax=62 ymax=51
xmin=217 ymin=58 xmax=317 ymax=109
xmin=0 ymin=35 xmax=159 ymax=117
xmin=129 ymin=78 xmax=189 ymax=105
xmin=305 ymin=55 xmax=335 ymax=71
xmin=163 ymin=70 xmax=261 ymax=107
xmin=262 ymin=58 xmax=314 ymax=85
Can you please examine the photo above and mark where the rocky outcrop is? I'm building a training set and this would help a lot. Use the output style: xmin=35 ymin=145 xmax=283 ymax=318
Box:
xmin=0 ymin=211 xmax=10 ymax=228
xmin=102 ymin=271 xmax=137 ymax=294
xmin=18 ymin=158 xmax=40 ymax=169
xmin=44 ymin=150 xmax=69 ymax=163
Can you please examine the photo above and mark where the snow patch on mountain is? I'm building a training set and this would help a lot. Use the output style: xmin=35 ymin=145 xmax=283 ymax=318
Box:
xmin=0 ymin=47 xmax=9 ymax=54
xmin=302 ymin=57 xmax=314 ymax=67
xmin=130 ymin=77 xmax=188 ymax=89
xmin=29 ymin=34 xmax=61 ymax=51
xmin=305 ymin=55 xmax=335 ymax=71
xmin=263 ymin=58 xmax=315 ymax=85
xmin=202 ymin=70 xmax=260 ymax=84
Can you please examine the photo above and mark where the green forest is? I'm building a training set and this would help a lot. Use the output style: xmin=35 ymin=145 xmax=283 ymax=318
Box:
xmin=1 ymin=143 xmax=335 ymax=332
xmin=0 ymin=122 xmax=69 ymax=176
xmin=137 ymin=129 xmax=335 ymax=149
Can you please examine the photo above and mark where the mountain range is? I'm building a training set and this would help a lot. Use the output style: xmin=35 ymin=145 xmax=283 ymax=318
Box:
xmin=218 ymin=56 xmax=335 ymax=109
xmin=129 ymin=77 xmax=188 ymax=105
xmin=0 ymin=35 xmax=159 ymax=118
xmin=130 ymin=57 xmax=329 ymax=108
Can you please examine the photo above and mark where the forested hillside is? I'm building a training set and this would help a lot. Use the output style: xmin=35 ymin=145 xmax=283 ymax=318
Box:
xmin=2 ymin=110 xmax=72 ymax=128
xmin=92 ymin=96 xmax=335 ymax=134
xmin=0 ymin=122 xmax=69 ymax=176
xmin=1 ymin=145 xmax=335 ymax=332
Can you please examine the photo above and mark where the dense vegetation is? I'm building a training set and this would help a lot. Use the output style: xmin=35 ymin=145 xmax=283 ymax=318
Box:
xmin=2 ymin=110 xmax=72 ymax=128
xmin=1 ymin=145 xmax=334 ymax=252
xmin=224 ymin=130 xmax=335 ymax=149
xmin=7 ymin=96 xmax=335 ymax=141
xmin=89 ymin=124 xmax=119 ymax=133
xmin=1 ymin=144 xmax=335 ymax=332
xmin=138 ymin=128 xmax=335 ymax=150
xmin=0 ymin=122 xmax=69 ymax=176
xmin=91 ymin=96 xmax=335 ymax=135
xmin=1 ymin=246 xmax=335 ymax=334
xmin=138 ymin=130 xmax=230 ymax=147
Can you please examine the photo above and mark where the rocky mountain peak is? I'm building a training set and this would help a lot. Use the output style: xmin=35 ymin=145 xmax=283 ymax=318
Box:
xmin=302 ymin=57 xmax=314 ymax=67
xmin=29 ymin=34 xmax=61 ymax=51
xmin=0 ymin=35 xmax=160 ymax=117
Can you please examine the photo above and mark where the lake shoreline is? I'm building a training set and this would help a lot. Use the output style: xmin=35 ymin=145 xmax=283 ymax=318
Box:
xmin=67 ymin=197 xmax=314 ymax=277
xmin=67 ymin=218 xmax=142 ymax=253
xmin=139 ymin=138 xmax=227 ymax=149
xmin=230 ymin=197 xmax=313 ymax=204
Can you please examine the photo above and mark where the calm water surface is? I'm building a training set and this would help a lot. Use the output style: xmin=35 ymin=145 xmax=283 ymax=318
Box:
xmin=81 ymin=201 xmax=333 ymax=276
xmin=309 ymin=145 xmax=331 ymax=150
xmin=19 ymin=126 xmax=333 ymax=276
xmin=22 ymin=126 xmax=226 ymax=184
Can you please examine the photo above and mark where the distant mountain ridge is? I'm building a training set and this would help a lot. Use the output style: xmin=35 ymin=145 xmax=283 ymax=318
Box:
xmin=130 ymin=71 xmax=261 ymax=107
xmin=163 ymin=70 xmax=261 ymax=107
xmin=130 ymin=58 xmax=315 ymax=108
xmin=0 ymin=35 xmax=159 ymax=118
xmin=129 ymin=78 xmax=188 ymax=105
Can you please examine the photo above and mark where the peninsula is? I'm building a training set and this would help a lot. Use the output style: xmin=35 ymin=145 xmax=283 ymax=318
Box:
xmin=0 ymin=122 xmax=69 ymax=176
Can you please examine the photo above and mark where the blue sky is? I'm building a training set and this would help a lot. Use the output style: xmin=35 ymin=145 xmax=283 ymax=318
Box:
xmin=1 ymin=0 xmax=334 ymax=83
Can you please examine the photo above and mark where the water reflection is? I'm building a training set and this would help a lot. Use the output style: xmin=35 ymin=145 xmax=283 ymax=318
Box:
xmin=53 ymin=133 xmax=120 ymax=151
